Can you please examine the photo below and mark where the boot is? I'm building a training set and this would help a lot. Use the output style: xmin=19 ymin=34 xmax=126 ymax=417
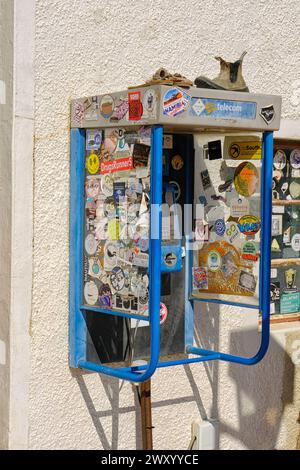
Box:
xmin=194 ymin=52 xmax=249 ymax=92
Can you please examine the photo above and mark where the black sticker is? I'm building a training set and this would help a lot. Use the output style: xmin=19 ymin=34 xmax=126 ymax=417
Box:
xmin=260 ymin=105 xmax=275 ymax=124
xmin=133 ymin=143 xmax=150 ymax=168
xmin=208 ymin=140 xmax=222 ymax=160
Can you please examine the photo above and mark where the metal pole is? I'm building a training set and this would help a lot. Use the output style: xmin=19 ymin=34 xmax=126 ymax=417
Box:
xmin=140 ymin=379 xmax=153 ymax=450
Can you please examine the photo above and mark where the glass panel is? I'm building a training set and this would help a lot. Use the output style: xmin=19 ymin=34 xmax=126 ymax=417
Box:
xmin=191 ymin=133 xmax=262 ymax=306
xmin=82 ymin=126 xmax=151 ymax=318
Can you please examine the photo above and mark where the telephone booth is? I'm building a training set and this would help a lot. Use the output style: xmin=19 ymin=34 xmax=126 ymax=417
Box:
xmin=69 ymin=85 xmax=281 ymax=382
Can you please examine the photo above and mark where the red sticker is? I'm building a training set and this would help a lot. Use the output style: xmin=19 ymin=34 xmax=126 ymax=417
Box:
xmin=128 ymin=92 xmax=143 ymax=121
xmin=160 ymin=303 xmax=168 ymax=325
xmin=100 ymin=157 xmax=133 ymax=174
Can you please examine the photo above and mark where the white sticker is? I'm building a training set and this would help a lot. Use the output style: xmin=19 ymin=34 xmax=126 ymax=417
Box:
xmin=270 ymin=302 xmax=275 ymax=314
xmin=230 ymin=198 xmax=249 ymax=218
xmin=272 ymin=205 xmax=285 ymax=214
xmin=85 ymin=233 xmax=98 ymax=255
xmin=192 ymin=98 xmax=206 ymax=116
xmin=271 ymin=268 xmax=278 ymax=279
xmin=84 ymin=281 xmax=98 ymax=305
xmin=292 ymin=234 xmax=300 ymax=252
xmin=163 ymin=134 xmax=173 ymax=149
xmin=272 ymin=214 xmax=283 ymax=236
xmin=0 ymin=80 xmax=6 ymax=105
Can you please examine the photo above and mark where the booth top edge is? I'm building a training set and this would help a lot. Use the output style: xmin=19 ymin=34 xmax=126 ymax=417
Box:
xmin=71 ymin=84 xmax=282 ymax=132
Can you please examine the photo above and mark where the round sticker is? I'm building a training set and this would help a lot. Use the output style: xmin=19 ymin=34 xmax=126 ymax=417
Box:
xmin=84 ymin=281 xmax=98 ymax=306
xmin=171 ymin=154 xmax=184 ymax=171
xmin=160 ymin=303 xmax=168 ymax=325
xmin=85 ymin=233 xmax=98 ymax=255
xmin=238 ymin=215 xmax=261 ymax=236
xmin=273 ymin=169 xmax=283 ymax=182
xmin=273 ymin=150 xmax=286 ymax=170
xmin=110 ymin=266 xmax=125 ymax=292
xmin=100 ymin=95 xmax=114 ymax=119
xmin=234 ymin=162 xmax=259 ymax=197
xmin=207 ymin=250 xmax=221 ymax=272
xmin=290 ymin=149 xmax=300 ymax=169
xmin=291 ymin=234 xmax=300 ymax=252
xmin=289 ymin=181 xmax=300 ymax=199
xmin=169 ymin=181 xmax=181 ymax=202
xmin=164 ymin=252 xmax=177 ymax=268
xmin=86 ymin=153 xmax=100 ymax=174
xmin=214 ymin=219 xmax=226 ymax=236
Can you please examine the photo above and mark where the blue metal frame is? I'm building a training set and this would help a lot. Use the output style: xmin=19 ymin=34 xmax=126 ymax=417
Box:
xmin=69 ymin=126 xmax=273 ymax=380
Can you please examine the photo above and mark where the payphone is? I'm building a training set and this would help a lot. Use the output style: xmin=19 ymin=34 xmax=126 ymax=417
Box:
xmin=70 ymin=85 xmax=281 ymax=382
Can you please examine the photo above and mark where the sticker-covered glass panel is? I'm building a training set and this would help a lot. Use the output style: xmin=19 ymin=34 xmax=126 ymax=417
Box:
xmin=82 ymin=126 xmax=151 ymax=318
xmin=191 ymin=134 xmax=262 ymax=306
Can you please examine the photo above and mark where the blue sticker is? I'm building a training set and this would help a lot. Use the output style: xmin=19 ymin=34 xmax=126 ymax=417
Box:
xmin=215 ymin=219 xmax=226 ymax=236
xmin=191 ymin=98 xmax=257 ymax=120
xmin=86 ymin=130 xmax=102 ymax=150
xmin=163 ymin=88 xmax=191 ymax=118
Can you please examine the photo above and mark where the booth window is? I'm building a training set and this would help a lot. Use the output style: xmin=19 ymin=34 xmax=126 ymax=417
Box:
xmin=271 ymin=139 xmax=300 ymax=323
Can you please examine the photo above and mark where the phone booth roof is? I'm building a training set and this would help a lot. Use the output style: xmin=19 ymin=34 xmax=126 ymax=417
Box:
xmin=71 ymin=85 xmax=282 ymax=132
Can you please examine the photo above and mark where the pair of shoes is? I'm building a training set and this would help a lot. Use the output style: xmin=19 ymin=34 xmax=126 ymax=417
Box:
xmin=194 ymin=51 xmax=249 ymax=92
xmin=128 ymin=68 xmax=193 ymax=89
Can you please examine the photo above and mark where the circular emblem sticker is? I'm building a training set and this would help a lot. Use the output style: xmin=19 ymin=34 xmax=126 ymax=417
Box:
xmin=214 ymin=219 xmax=226 ymax=236
xmin=207 ymin=250 xmax=221 ymax=272
xmin=289 ymin=181 xmax=300 ymax=199
xmin=273 ymin=150 xmax=286 ymax=170
xmin=110 ymin=266 xmax=125 ymax=292
xmin=84 ymin=281 xmax=98 ymax=306
xmin=234 ymin=162 xmax=259 ymax=197
xmin=164 ymin=252 xmax=177 ymax=268
xmin=86 ymin=153 xmax=100 ymax=174
xmin=290 ymin=149 xmax=300 ymax=169
xmin=291 ymin=234 xmax=300 ymax=252
xmin=160 ymin=303 xmax=168 ymax=325
xmin=100 ymin=95 xmax=114 ymax=119
xmin=238 ymin=215 xmax=261 ymax=236
xmin=171 ymin=154 xmax=184 ymax=170
xmin=85 ymin=233 xmax=98 ymax=255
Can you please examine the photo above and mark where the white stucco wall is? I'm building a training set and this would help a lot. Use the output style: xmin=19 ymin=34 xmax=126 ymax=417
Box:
xmin=11 ymin=0 xmax=300 ymax=449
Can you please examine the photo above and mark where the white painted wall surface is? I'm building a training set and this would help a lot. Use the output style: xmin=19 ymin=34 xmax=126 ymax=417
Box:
xmin=19 ymin=0 xmax=300 ymax=449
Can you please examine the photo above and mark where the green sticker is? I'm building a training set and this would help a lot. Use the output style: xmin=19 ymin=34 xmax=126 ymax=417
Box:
xmin=280 ymin=292 xmax=300 ymax=314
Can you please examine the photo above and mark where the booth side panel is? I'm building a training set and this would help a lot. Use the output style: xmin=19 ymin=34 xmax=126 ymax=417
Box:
xmin=69 ymin=128 xmax=86 ymax=368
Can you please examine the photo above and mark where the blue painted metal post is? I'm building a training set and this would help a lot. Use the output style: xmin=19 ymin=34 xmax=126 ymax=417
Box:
xmin=69 ymin=129 xmax=87 ymax=368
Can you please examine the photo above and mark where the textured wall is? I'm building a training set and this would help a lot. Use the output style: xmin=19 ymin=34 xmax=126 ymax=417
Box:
xmin=0 ymin=0 xmax=13 ymax=449
xmin=31 ymin=0 xmax=300 ymax=449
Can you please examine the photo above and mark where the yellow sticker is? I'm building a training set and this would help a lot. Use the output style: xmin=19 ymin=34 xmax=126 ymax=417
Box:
xmin=234 ymin=162 xmax=259 ymax=197
xmin=87 ymin=153 xmax=100 ymax=174
xmin=108 ymin=219 xmax=120 ymax=240
xmin=224 ymin=136 xmax=262 ymax=160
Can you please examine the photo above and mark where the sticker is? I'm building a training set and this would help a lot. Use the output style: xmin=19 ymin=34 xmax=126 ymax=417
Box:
xmin=163 ymin=87 xmax=190 ymax=118
xmin=284 ymin=268 xmax=297 ymax=292
xmin=136 ymin=237 xmax=149 ymax=252
xmin=271 ymin=268 xmax=278 ymax=279
xmin=133 ymin=143 xmax=150 ymax=168
xmin=193 ymin=267 xmax=208 ymax=290
xmin=113 ymin=181 xmax=125 ymax=202
xmin=271 ymin=238 xmax=280 ymax=252
xmin=84 ymin=281 xmax=98 ymax=306
xmin=111 ymin=97 xmax=128 ymax=121
xmin=200 ymin=169 xmax=212 ymax=190
xmin=289 ymin=181 xmax=300 ymax=199
xmin=100 ymin=135 xmax=118 ymax=160
xmin=85 ymin=233 xmax=98 ymax=256
xmin=207 ymin=251 xmax=221 ymax=272
xmin=270 ymin=282 xmax=280 ymax=302
xmin=88 ymin=257 xmax=102 ymax=278
xmin=242 ymin=241 xmax=258 ymax=261
xmin=272 ymin=205 xmax=285 ymax=214
xmin=283 ymin=226 xmax=291 ymax=245
xmin=171 ymin=154 xmax=184 ymax=170
xmin=168 ymin=181 xmax=181 ymax=202
xmin=86 ymin=153 xmax=100 ymax=174
xmin=224 ymin=136 xmax=262 ymax=160
xmin=132 ymin=252 xmax=149 ymax=268
xmin=142 ymin=89 xmax=156 ymax=119
xmin=164 ymin=252 xmax=177 ymax=268
xmin=272 ymin=214 xmax=283 ymax=236
xmin=225 ymin=222 xmax=240 ymax=244
xmin=104 ymin=241 xmax=119 ymax=270
xmin=260 ymin=104 xmax=275 ymax=124
xmin=234 ymin=162 xmax=259 ymax=197
xmin=110 ymin=266 xmax=125 ymax=292
xmin=86 ymin=130 xmax=102 ymax=150
xmin=238 ymin=215 xmax=260 ymax=236
xmin=163 ymin=134 xmax=173 ymax=149
xmin=85 ymin=177 xmax=101 ymax=199
xmin=194 ymin=221 xmax=209 ymax=242
xmin=99 ymin=284 xmax=112 ymax=309
xmin=100 ymin=156 xmax=133 ymax=174
xmin=291 ymin=233 xmax=300 ymax=252
xmin=100 ymin=95 xmax=114 ymax=119
xmin=206 ymin=206 xmax=224 ymax=223
xmin=107 ymin=219 xmax=120 ymax=240
xmin=208 ymin=140 xmax=222 ymax=160
xmin=160 ymin=303 xmax=168 ymax=325
xmin=221 ymin=252 xmax=238 ymax=278
xmin=128 ymin=91 xmax=143 ymax=120
xmin=101 ymin=174 xmax=114 ymax=197
xmin=238 ymin=270 xmax=257 ymax=293
xmin=273 ymin=169 xmax=283 ymax=181
xmin=230 ymin=198 xmax=249 ymax=218
xmin=281 ymin=182 xmax=289 ymax=195
xmin=191 ymin=97 xmax=257 ymax=120
xmin=273 ymin=150 xmax=286 ymax=170
xmin=290 ymin=149 xmax=300 ymax=169
xmin=214 ymin=219 xmax=226 ymax=236
xmin=280 ymin=292 xmax=300 ymax=314
xmin=73 ymin=101 xmax=84 ymax=126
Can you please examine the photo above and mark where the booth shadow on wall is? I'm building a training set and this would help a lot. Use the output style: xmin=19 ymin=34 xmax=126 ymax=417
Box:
xmin=74 ymin=301 xmax=295 ymax=450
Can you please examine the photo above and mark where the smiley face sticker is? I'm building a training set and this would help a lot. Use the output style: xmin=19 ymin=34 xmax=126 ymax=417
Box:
xmin=86 ymin=153 xmax=100 ymax=174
